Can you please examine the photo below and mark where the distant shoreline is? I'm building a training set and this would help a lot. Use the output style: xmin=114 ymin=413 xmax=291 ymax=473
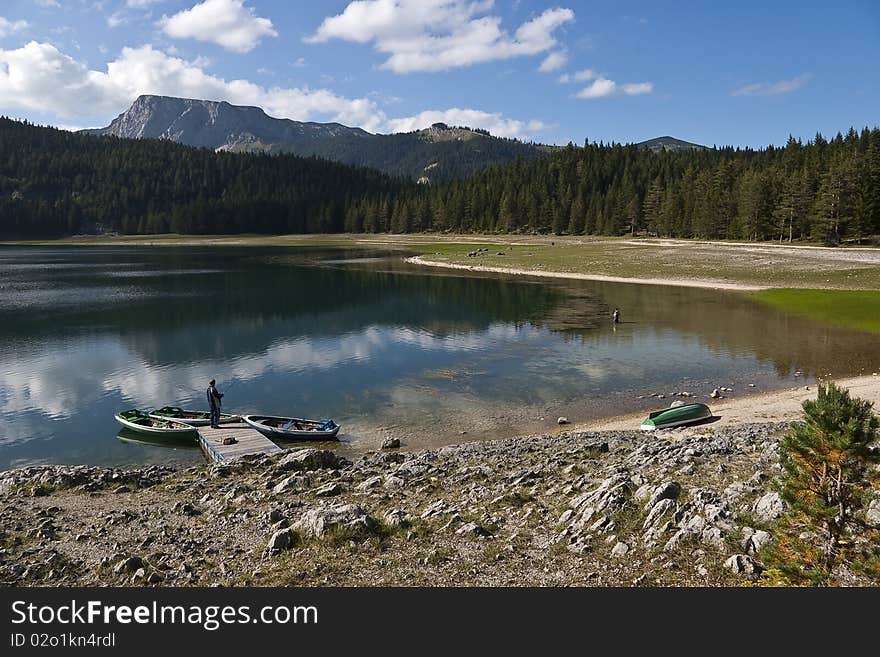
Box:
xmin=406 ymin=255 xmax=767 ymax=291
xmin=577 ymin=373 xmax=880 ymax=434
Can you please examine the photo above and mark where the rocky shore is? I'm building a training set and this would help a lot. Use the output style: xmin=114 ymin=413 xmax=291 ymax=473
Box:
xmin=3 ymin=422 xmax=878 ymax=587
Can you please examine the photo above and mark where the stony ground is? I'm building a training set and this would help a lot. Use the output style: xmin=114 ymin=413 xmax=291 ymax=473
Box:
xmin=2 ymin=422 xmax=879 ymax=587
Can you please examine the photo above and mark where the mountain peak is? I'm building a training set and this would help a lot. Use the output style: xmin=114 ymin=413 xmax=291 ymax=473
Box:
xmin=636 ymin=136 xmax=707 ymax=152
xmin=80 ymin=95 xmax=546 ymax=181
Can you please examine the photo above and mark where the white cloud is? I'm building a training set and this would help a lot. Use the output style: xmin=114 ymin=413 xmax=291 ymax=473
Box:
xmin=307 ymin=1 xmax=574 ymax=74
xmin=385 ymin=108 xmax=544 ymax=139
xmin=0 ymin=41 xmax=384 ymax=130
xmin=731 ymin=73 xmax=811 ymax=97
xmin=621 ymin=81 xmax=652 ymax=95
xmin=127 ymin=0 xmax=162 ymax=7
xmin=0 ymin=17 xmax=28 ymax=38
xmin=107 ymin=13 xmax=128 ymax=28
xmin=557 ymin=68 xmax=595 ymax=83
xmin=33 ymin=1 xmax=60 ymax=7
xmin=576 ymin=76 xmax=652 ymax=99
xmin=538 ymin=50 xmax=566 ymax=73
xmin=160 ymin=0 xmax=277 ymax=53
xmin=292 ymin=56 xmax=306 ymax=67
xmin=0 ymin=40 xmax=546 ymax=139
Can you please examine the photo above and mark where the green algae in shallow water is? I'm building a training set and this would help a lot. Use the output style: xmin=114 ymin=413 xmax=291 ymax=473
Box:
xmin=753 ymin=289 xmax=880 ymax=335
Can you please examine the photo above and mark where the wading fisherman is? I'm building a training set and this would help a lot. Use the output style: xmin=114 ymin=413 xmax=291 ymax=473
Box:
xmin=207 ymin=379 xmax=224 ymax=429
xmin=612 ymin=308 xmax=621 ymax=324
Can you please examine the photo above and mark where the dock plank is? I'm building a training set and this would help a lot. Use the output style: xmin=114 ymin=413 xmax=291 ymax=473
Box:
xmin=197 ymin=423 xmax=282 ymax=464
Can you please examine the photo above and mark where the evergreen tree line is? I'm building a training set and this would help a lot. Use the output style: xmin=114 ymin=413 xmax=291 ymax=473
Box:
xmin=2 ymin=118 xmax=879 ymax=243
xmin=382 ymin=127 xmax=880 ymax=243
xmin=0 ymin=118 xmax=409 ymax=237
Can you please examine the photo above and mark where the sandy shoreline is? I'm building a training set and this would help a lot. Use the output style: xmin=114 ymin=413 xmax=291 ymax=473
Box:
xmin=406 ymin=256 xmax=768 ymax=291
xmin=576 ymin=373 xmax=880 ymax=434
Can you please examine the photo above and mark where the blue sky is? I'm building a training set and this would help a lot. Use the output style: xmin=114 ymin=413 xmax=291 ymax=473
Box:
xmin=0 ymin=1 xmax=878 ymax=147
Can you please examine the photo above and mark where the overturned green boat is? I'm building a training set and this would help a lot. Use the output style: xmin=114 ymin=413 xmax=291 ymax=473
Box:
xmin=640 ymin=402 xmax=712 ymax=431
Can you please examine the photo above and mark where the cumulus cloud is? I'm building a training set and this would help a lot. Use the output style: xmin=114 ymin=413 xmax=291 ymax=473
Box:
xmin=731 ymin=73 xmax=811 ymax=97
xmin=538 ymin=50 xmax=567 ymax=73
xmin=385 ymin=108 xmax=544 ymax=138
xmin=307 ymin=0 xmax=574 ymax=73
xmin=0 ymin=17 xmax=28 ymax=38
xmin=576 ymin=76 xmax=652 ymax=99
xmin=557 ymin=68 xmax=595 ymax=83
xmin=0 ymin=41 xmax=382 ymax=130
xmin=0 ymin=40 xmax=544 ymax=138
xmin=160 ymin=0 xmax=277 ymax=53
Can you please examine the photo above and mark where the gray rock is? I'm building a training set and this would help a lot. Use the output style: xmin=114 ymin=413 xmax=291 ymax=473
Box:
xmin=313 ymin=482 xmax=345 ymax=497
xmin=724 ymin=554 xmax=763 ymax=577
xmin=646 ymin=481 xmax=681 ymax=509
xmin=611 ymin=541 xmax=629 ymax=557
xmin=381 ymin=437 xmax=401 ymax=449
xmin=275 ymin=449 xmax=344 ymax=473
xmin=455 ymin=522 xmax=492 ymax=538
xmin=742 ymin=527 xmax=773 ymax=554
xmin=643 ymin=498 xmax=676 ymax=530
xmin=557 ymin=417 xmax=570 ymax=425
xmin=701 ymin=527 xmax=725 ymax=547
xmin=866 ymin=499 xmax=880 ymax=528
xmin=753 ymin=492 xmax=786 ymax=521
xmin=382 ymin=509 xmax=410 ymax=528
xmin=357 ymin=475 xmax=384 ymax=491
xmin=113 ymin=556 xmax=145 ymax=575
xmin=293 ymin=504 xmax=377 ymax=539
xmin=266 ymin=528 xmax=295 ymax=554
xmin=273 ymin=474 xmax=309 ymax=495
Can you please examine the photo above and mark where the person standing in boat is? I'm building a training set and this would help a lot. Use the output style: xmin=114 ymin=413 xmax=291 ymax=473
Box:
xmin=612 ymin=308 xmax=621 ymax=324
xmin=207 ymin=379 xmax=224 ymax=429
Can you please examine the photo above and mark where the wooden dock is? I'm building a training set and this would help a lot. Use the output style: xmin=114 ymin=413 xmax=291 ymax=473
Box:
xmin=196 ymin=423 xmax=283 ymax=464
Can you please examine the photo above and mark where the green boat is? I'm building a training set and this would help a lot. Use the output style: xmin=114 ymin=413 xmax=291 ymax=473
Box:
xmin=640 ymin=402 xmax=712 ymax=431
xmin=114 ymin=409 xmax=198 ymax=437
xmin=149 ymin=406 xmax=239 ymax=427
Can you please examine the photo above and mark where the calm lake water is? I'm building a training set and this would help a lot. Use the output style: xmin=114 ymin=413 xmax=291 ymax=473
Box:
xmin=1 ymin=245 xmax=878 ymax=470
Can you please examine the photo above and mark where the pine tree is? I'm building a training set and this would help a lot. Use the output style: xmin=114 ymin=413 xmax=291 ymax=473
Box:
xmin=766 ymin=383 xmax=880 ymax=585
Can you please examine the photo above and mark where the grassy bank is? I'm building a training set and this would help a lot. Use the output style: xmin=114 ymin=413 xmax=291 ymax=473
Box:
xmin=4 ymin=233 xmax=880 ymax=290
xmin=752 ymin=289 xmax=880 ymax=334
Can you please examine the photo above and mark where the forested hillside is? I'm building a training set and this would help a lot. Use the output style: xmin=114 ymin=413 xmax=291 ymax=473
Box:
xmin=377 ymin=128 xmax=880 ymax=243
xmin=2 ymin=118 xmax=879 ymax=243
xmin=0 ymin=118 xmax=410 ymax=237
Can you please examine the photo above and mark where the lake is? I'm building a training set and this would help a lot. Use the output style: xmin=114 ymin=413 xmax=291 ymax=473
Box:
xmin=1 ymin=245 xmax=877 ymax=470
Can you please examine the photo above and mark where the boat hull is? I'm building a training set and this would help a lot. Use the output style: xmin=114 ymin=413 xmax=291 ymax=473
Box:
xmin=114 ymin=410 xmax=198 ymax=437
xmin=242 ymin=415 xmax=340 ymax=440
xmin=148 ymin=406 xmax=239 ymax=426
xmin=640 ymin=403 xmax=712 ymax=431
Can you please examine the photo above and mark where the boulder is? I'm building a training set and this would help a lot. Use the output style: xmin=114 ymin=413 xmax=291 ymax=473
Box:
xmin=275 ymin=449 xmax=344 ymax=473
xmin=724 ymin=554 xmax=763 ymax=577
xmin=742 ymin=527 xmax=773 ymax=554
xmin=753 ymin=492 xmax=786 ymax=521
xmin=113 ymin=556 xmax=145 ymax=575
xmin=611 ymin=541 xmax=629 ymax=557
xmin=866 ymin=499 xmax=880 ymax=528
xmin=313 ymin=482 xmax=345 ymax=497
xmin=266 ymin=528 xmax=296 ymax=555
xmin=455 ymin=522 xmax=492 ymax=538
xmin=383 ymin=508 xmax=410 ymax=528
xmin=293 ymin=504 xmax=377 ymax=539
xmin=643 ymin=498 xmax=676 ymax=530
xmin=646 ymin=481 xmax=681 ymax=509
xmin=381 ymin=437 xmax=401 ymax=449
